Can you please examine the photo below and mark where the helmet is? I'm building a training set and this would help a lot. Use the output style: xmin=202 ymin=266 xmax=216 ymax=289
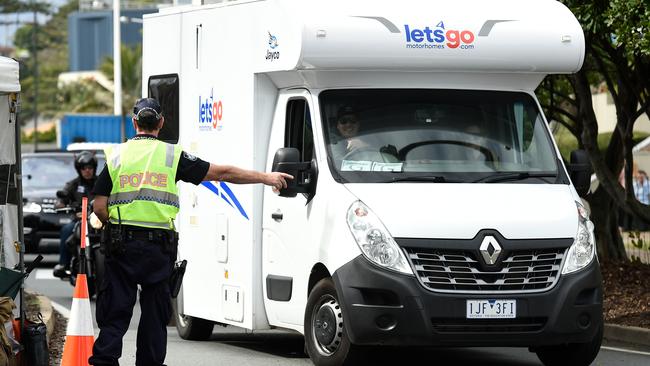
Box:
xmin=74 ymin=151 xmax=98 ymax=175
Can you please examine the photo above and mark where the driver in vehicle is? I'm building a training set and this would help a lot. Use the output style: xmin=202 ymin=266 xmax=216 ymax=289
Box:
xmin=330 ymin=105 xmax=368 ymax=162
xmin=53 ymin=151 xmax=98 ymax=278
xmin=330 ymin=106 xmax=400 ymax=169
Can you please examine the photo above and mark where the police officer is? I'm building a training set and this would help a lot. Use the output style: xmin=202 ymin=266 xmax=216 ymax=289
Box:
xmin=89 ymin=98 xmax=292 ymax=366
xmin=53 ymin=151 xmax=98 ymax=278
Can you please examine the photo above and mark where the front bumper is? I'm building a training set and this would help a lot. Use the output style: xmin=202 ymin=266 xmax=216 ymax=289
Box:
xmin=332 ymin=255 xmax=602 ymax=347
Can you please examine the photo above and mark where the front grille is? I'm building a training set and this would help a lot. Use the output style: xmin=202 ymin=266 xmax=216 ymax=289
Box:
xmin=431 ymin=317 xmax=547 ymax=333
xmin=405 ymin=247 xmax=566 ymax=293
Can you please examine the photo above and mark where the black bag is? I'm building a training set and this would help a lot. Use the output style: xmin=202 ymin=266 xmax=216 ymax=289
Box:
xmin=169 ymin=260 xmax=187 ymax=298
xmin=23 ymin=314 xmax=48 ymax=366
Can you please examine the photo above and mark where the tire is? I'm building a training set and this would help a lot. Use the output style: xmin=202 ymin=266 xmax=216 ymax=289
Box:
xmin=304 ymin=277 xmax=360 ymax=366
xmin=172 ymin=289 xmax=214 ymax=340
xmin=535 ymin=322 xmax=603 ymax=366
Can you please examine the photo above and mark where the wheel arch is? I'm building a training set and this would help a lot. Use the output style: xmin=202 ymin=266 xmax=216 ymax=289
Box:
xmin=308 ymin=262 xmax=331 ymax=296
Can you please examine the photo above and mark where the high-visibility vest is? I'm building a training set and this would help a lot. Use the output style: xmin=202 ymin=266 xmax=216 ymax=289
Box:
xmin=105 ymin=138 xmax=181 ymax=230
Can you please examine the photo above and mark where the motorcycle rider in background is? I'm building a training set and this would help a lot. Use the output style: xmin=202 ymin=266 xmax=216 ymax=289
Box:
xmin=53 ymin=151 xmax=98 ymax=278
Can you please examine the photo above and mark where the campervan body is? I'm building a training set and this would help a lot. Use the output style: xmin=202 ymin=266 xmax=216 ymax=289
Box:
xmin=142 ymin=1 xmax=601 ymax=365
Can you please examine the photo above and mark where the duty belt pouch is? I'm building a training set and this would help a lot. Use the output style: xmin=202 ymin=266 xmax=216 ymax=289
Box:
xmin=100 ymin=222 xmax=111 ymax=255
xmin=101 ymin=222 xmax=126 ymax=256
xmin=169 ymin=260 xmax=187 ymax=298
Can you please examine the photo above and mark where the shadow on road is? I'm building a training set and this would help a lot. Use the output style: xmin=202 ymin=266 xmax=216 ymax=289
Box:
xmin=209 ymin=331 xmax=541 ymax=365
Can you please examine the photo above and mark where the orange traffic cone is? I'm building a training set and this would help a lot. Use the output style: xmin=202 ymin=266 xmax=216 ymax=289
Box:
xmin=61 ymin=197 xmax=95 ymax=365
xmin=60 ymin=274 xmax=94 ymax=366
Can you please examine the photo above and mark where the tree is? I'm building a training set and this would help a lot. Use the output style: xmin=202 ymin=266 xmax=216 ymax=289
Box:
xmin=9 ymin=0 xmax=73 ymax=123
xmin=537 ymin=0 xmax=650 ymax=261
xmin=98 ymin=44 xmax=143 ymax=116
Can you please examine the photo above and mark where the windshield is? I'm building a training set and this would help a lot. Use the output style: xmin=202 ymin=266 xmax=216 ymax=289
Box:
xmin=22 ymin=154 xmax=106 ymax=190
xmin=320 ymin=89 xmax=559 ymax=183
xmin=22 ymin=156 xmax=76 ymax=190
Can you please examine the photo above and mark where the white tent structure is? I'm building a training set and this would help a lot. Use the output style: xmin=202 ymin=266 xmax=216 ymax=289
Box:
xmin=0 ymin=56 xmax=23 ymax=316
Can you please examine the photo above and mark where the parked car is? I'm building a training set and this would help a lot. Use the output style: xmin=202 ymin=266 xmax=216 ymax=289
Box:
xmin=22 ymin=152 xmax=105 ymax=253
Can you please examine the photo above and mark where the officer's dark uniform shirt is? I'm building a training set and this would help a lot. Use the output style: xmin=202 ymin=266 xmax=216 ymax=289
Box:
xmin=93 ymin=135 xmax=210 ymax=198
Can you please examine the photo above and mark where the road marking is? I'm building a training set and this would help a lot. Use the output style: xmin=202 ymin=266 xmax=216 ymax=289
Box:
xmin=602 ymin=346 xmax=650 ymax=356
xmin=50 ymin=300 xmax=71 ymax=319
xmin=34 ymin=269 xmax=57 ymax=280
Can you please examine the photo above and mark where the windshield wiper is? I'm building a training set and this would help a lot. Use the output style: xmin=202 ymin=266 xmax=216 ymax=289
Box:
xmin=383 ymin=175 xmax=449 ymax=183
xmin=473 ymin=172 xmax=557 ymax=183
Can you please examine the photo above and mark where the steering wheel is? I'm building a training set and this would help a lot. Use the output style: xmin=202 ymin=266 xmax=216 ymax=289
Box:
xmin=398 ymin=140 xmax=494 ymax=162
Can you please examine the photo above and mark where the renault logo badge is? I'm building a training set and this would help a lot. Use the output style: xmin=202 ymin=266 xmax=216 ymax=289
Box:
xmin=479 ymin=236 xmax=502 ymax=265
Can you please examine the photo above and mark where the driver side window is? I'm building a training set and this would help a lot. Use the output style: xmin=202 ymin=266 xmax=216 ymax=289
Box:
xmin=285 ymin=99 xmax=313 ymax=184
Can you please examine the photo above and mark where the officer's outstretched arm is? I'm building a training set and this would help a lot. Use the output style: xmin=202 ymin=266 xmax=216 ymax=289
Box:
xmin=93 ymin=195 xmax=109 ymax=223
xmin=203 ymin=163 xmax=293 ymax=191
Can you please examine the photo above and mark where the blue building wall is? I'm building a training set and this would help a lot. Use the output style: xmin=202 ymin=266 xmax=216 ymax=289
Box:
xmin=68 ymin=9 xmax=156 ymax=71
xmin=60 ymin=115 xmax=136 ymax=150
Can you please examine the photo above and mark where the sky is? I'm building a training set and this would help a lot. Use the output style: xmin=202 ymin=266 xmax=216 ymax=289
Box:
xmin=0 ymin=0 xmax=67 ymax=48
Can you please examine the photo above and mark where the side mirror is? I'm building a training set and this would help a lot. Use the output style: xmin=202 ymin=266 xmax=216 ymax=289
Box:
xmin=272 ymin=148 xmax=313 ymax=198
xmin=568 ymin=149 xmax=592 ymax=197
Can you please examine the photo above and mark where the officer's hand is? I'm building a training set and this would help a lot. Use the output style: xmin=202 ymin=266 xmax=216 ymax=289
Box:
xmin=89 ymin=212 xmax=104 ymax=229
xmin=265 ymin=172 xmax=293 ymax=193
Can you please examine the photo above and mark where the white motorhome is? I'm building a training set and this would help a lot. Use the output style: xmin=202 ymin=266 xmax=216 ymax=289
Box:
xmin=142 ymin=1 xmax=601 ymax=365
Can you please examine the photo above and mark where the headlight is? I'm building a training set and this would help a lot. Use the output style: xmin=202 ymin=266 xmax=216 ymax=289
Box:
xmin=562 ymin=202 xmax=596 ymax=274
xmin=23 ymin=201 xmax=42 ymax=213
xmin=346 ymin=201 xmax=413 ymax=275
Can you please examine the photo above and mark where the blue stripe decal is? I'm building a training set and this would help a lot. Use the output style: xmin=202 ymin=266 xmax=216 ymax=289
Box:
xmin=220 ymin=182 xmax=249 ymax=220
xmin=201 ymin=181 xmax=219 ymax=195
xmin=220 ymin=192 xmax=234 ymax=207
xmin=200 ymin=181 xmax=250 ymax=220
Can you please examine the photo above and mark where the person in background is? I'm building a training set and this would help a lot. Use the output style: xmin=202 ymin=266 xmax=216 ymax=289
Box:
xmin=632 ymin=169 xmax=650 ymax=230
xmin=53 ymin=151 xmax=97 ymax=278
xmin=633 ymin=170 xmax=650 ymax=205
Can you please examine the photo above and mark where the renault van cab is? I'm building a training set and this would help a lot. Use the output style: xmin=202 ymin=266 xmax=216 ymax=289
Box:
xmin=141 ymin=1 xmax=601 ymax=365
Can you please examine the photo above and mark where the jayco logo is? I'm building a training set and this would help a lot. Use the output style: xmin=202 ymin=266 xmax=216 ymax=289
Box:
xmin=404 ymin=21 xmax=476 ymax=50
xmin=265 ymin=32 xmax=280 ymax=62
xmin=198 ymin=88 xmax=224 ymax=132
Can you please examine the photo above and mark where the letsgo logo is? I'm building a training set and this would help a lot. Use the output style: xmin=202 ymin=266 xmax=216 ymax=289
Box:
xmin=198 ymin=88 xmax=224 ymax=132
xmin=404 ymin=21 xmax=475 ymax=50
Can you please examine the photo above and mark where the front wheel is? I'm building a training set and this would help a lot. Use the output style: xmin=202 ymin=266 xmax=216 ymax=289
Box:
xmin=535 ymin=323 xmax=603 ymax=366
xmin=304 ymin=278 xmax=360 ymax=366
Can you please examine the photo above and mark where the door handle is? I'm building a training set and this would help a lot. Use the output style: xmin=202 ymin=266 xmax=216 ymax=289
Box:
xmin=271 ymin=211 xmax=283 ymax=222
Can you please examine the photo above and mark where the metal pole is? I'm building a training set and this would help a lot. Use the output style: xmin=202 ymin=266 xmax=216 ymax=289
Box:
xmin=11 ymin=93 xmax=26 ymax=338
xmin=113 ymin=0 xmax=122 ymax=116
xmin=32 ymin=4 xmax=38 ymax=152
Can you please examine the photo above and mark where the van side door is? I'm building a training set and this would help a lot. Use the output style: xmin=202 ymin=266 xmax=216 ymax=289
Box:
xmin=262 ymin=89 xmax=315 ymax=329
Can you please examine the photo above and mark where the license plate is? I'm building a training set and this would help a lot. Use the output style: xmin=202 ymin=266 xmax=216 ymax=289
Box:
xmin=466 ymin=299 xmax=516 ymax=319
xmin=59 ymin=218 xmax=72 ymax=225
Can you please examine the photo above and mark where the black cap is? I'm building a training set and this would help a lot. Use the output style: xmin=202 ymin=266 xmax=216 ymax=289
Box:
xmin=337 ymin=105 xmax=356 ymax=119
xmin=133 ymin=97 xmax=162 ymax=121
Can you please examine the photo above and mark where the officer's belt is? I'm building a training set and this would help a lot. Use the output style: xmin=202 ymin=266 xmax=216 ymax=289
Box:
xmin=123 ymin=227 xmax=175 ymax=242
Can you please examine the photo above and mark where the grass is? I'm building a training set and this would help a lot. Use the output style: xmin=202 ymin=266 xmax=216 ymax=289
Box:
xmin=551 ymin=124 xmax=650 ymax=161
